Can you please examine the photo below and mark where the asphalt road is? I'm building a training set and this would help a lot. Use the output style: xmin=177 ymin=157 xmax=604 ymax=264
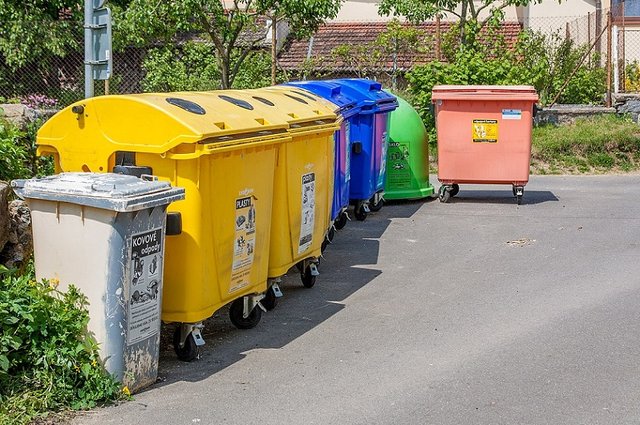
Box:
xmin=75 ymin=175 xmax=640 ymax=425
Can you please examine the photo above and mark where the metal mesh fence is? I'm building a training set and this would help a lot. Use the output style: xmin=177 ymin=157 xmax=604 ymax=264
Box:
xmin=0 ymin=12 xmax=620 ymax=107
xmin=0 ymin=18 xmax=289 ymax=109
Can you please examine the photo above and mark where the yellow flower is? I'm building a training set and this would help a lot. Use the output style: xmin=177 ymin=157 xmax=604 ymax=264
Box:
xmin=91 ymin=359 xmax=97 ymax=367
xmin=49 ymin=278 xmax=60 ymax=289
xmin=122 ymin=386 xmax=131 ymax=396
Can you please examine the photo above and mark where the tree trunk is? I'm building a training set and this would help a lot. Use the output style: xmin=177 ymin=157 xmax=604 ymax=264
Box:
xmin=460 ymin=1 xmax=468 ymax=47
xmin=220 ymin=54 xmax=231 ymax=89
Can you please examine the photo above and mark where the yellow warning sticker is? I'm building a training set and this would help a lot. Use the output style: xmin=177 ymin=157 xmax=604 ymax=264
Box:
xmin=472 ymin=119 xmax=498 ymax=143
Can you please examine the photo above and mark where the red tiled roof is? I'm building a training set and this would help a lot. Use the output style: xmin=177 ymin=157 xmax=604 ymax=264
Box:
xmin=278 ymin=21 xmax=523 ymax=71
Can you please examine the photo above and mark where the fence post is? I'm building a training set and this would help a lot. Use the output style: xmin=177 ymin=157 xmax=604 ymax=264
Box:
xmin=607 ymin=11 xmax=613 ymax=107
xmin=596 ymin=0 xmax=602 ymax=56
xmin=435 ymin=14 xmax=442 ymax=61
xmin=271 ymin=16 xmax=277 ymax=86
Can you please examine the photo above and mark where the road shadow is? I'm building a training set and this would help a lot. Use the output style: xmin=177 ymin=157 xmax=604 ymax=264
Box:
xmin=442 ymin=189 xmax=558 ymax=205
xmin=147 ymin=200 xmax=425 ymax=389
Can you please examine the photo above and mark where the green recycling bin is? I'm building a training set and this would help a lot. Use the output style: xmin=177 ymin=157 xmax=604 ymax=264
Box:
xmin=384 ymin=96 xmax=434 ymax=200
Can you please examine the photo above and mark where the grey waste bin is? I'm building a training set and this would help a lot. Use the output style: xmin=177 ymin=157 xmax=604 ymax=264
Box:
xmin=12 ymin=172 xmax=185 ymax=393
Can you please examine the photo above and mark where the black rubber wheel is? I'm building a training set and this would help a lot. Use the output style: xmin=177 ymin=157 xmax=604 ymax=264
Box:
xmin=334 ymin=212 xmax=348 ymax=230
xmin=321 ymin=238 xmax=329 ymax=254
xmin=354 ymin=204 xmax=367 ymax=221
xmin=512 ymin=186 xmax=517 ymax=197
xmin=328 ymin=226 xmax=336 ymax=242
xmin=450 ymin=184 xmax=460 ymax=197
xmin=173 ymin=327 xmax=198 ymax=362
xmin=229 ymin=298 xmax=262 ymax=329
xmin=517 ymin=194 xmax=523 ymax=205
xmin=261 ymin=287 xmax=278 ymax=311
xmin=368 ymin=195 xmax=383 ymax=212
xmin=438 ymin=186 xmax=451 ymax=203
xmin=301 ymin=267 xmax=316 ymax=288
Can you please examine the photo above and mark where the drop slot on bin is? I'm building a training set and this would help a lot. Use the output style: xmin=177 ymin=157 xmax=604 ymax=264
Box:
xmin=197 ymin=128 xmax=287 ymax=144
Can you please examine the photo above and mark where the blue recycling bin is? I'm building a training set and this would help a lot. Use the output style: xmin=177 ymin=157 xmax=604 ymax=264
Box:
xmin=328 ymin=79 xmax=398 ymax=221
xmin=284 ymin=80 xmax=360 ymax=231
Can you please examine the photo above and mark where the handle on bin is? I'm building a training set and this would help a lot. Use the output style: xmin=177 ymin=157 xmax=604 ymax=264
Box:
xmin=533 ymin=104 xmax=542 ymax=118
xmin=166 ymin=212 xmax=182 ymax=236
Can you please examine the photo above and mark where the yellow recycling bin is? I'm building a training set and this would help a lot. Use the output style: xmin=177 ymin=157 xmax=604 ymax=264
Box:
xmin=37 ymin=92 xmax=292 ymax=361
xmin=247 ymin=86 xmax=339 ymax=289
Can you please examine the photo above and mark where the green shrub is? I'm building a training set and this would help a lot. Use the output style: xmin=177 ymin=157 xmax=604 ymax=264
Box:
xmin=0 ymin=265 xmax=124 ymax=424
xmin=0 ymin=118 xmax=53 ymax=182
xmin=406 ymin=27 xmax=607 ymax=146
xmin=141 ymin=42 xmax=222 ymax=92
xmin=232 ymin=50 xmax=284 ymax=90
xmin=141 ymin=42 xmax=280 ymax=92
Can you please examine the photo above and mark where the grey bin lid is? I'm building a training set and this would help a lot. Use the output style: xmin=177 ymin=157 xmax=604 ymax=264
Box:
xmin=12 ymin=173 xmax=185 ymax=213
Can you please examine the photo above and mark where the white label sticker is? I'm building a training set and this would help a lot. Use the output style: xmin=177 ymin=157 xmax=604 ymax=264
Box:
xmin=502 ymin=109 xmax=522 ymax=120
xmin=230 ymin=196 xmax=256 ymax=293
xmin=299 ymin=172 xmax=315 ymax=254
xmin=128 ymin=227 xmax=163 ymax=345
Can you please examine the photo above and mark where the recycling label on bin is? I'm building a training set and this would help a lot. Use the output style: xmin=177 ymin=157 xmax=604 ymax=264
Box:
xmin=128 ymin=227 xmax=163 ymax=345
xmin=298 ymin=172 xmax=315 ymax=254
xmin=387 ymin=141 xmax=411 ymax=189
xmin=379 ymin=131 xmax=388 ymax=186
xmin=230 ymin=195 xmax=256 ymax=293
xmin=472 ymin=119 xmax=498 ymax=143
xmin=502 ymin=109 xmax=522 ymax=120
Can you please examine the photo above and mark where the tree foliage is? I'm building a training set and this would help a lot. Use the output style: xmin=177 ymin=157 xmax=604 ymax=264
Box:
xmin=0 ymin=0 xmax=131 ymax=69
xmin=332 ymin=20 xmax=431 ymax=87
xmin=0 ymin=0 xmax=82 ymax=68
xmin=377 ymin=0 xmax=550 ymax=44
xmin=118 ymin=0 xmax=342 ymax=88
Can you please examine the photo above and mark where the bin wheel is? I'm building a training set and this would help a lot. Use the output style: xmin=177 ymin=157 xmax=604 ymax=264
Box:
xmin=321 ymin=238 xmax=329 ymax=254
xmin=368 ymin=196 xmax=383 ymax=212
xmin=450 ymin=184 xmax=460 ymax=197
xmin=512 ymin=186 xmax=517 ymax=197
xmin=517 ymin=194 xmax=523 ymax=205
xmin=354 ymin=204 xmax=368 ymax=221
xmin=301 ymin=267 xmax=316 ymax=288
xmin=327 ymin=226 xmax=336 ymax=242
xmin=334 ymin=212 xmax=348 ymax=230
xmin=229 ymin=298 xmax=262 ymax=329
xmin=438 ymin=186 xmax=451 ymax=203
xmin=261 ymin=287 xmax=278 ymax=311
xmin=173 ymin=328 xmax=198 ymax=362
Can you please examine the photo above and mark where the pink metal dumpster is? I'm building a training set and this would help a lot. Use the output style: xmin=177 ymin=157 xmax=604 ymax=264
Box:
xmin=432 ymin=85 xmax=539 ymax=205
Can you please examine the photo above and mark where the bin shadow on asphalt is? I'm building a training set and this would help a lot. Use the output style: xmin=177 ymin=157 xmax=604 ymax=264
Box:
xmin=152 ymin=200 xmax=425 ymax=389
xmin=444 ymin=189 xmax=558 ymax=205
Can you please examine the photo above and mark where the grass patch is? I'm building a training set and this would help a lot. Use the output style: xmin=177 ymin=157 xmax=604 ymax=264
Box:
xmin=0 ymin=265 xmax=125 ymax=424
xmin=532 ymin=115 xmax=640 ymax=173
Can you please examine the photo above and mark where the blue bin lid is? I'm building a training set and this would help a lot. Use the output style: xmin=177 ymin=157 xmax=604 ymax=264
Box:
xmin=329 ymin=78 xmax=399 ymax=113
xmin=284 ymin=81 xmax=360 ymax=119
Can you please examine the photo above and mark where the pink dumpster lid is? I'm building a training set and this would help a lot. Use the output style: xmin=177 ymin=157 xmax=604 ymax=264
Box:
xmin=432 ymin=85 xmax=539 ymax=102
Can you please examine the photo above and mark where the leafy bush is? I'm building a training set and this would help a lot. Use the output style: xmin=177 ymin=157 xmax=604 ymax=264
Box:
xmin=407 ymin=27 xmax=607 ymax=140
xmin=0 ymin=118 xmax=54 ymax=182
xmin=142 ymin=42 xmax=281 ymax=92
xmin=0 ymin=265 xmax=124 ymax=424
xmin=141 ymin=42 xmax=222 ymax=92
xmin=232 ymin=50 xmax=285 ymax=89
